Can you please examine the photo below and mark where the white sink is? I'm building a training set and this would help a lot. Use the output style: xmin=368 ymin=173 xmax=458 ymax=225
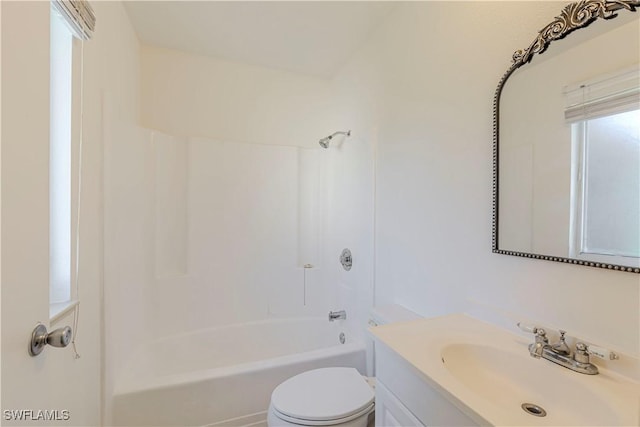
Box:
xmin=371 ymin=314 xmax=640 ymax=426
xmin=441 ymin=343 xmax=621 ymax=425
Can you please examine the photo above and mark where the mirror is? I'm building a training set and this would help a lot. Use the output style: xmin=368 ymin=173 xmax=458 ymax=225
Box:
xmin=493 ymin=0 xmax=640 ymax=273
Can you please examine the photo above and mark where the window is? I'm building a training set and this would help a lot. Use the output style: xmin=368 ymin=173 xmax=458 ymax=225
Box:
xmin=567 ymin=68 xmax=640 ymax=267
xmin=50 ymin=7 xmax=73 ymax=308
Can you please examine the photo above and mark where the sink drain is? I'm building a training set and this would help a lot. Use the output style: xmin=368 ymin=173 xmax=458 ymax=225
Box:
xmin=521 ymin=403 xmax=547 ymax=417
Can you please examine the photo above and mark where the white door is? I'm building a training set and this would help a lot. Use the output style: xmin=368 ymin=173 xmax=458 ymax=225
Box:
xmin=1 ymin=0 xmax=56 ymax=418
xmin=1 ymin=2 xmax=100 ymax=425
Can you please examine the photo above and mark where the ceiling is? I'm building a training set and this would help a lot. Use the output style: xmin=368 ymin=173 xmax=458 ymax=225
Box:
xmin=123 ymin=1 xmax=397 ymax=78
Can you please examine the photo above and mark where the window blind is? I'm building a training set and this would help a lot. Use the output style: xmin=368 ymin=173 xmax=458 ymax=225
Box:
xmin=51 ymin=0 xmax=95 ymax=40
xmin=564 ymin=67 xmax=639 ymax=123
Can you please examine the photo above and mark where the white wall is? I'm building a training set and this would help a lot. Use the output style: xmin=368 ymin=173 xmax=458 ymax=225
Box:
xmin=1 ymin=1 xmax=141 ymax=426
xmin=333 ymin=2 xmax=639 ymax=362
xmin=140 ymin=45 xmax=339 ymax=148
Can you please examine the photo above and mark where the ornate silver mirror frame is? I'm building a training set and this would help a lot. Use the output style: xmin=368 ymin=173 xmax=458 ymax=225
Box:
xmin=492 ymin=0 xmax=640 ymax=273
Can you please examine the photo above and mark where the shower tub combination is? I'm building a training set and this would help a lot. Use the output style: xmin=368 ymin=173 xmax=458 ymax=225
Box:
xmin=113 ymin=317 xmax=365 ymax=427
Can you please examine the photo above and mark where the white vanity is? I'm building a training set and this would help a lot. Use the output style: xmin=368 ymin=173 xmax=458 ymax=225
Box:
xmin=370 ymin=314 xmax=639 ymax=426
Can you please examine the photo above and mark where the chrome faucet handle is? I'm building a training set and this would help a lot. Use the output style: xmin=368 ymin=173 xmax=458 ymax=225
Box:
xmin=534 ymin=328 xmax=548 ymax=344
xmin=531 ymin=329 xmax=548 ymax=358
xmin=518 ymin=322 xmax=548 ymax=358
xmin=575 ymin=342 xmax=619 ymax=364
xmin=574 ymin=342 xmax=591 ymax=364
xmin=517 ymin=322 xmax=548 ymax=343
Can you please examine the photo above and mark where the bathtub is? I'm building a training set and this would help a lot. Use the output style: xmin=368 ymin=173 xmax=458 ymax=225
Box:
xmin=113 ymin=317 xmax=366 ymax=427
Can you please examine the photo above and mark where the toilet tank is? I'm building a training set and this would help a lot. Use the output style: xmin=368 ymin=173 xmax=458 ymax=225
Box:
xmin=365 ymin=304 xmax=422 ymax=376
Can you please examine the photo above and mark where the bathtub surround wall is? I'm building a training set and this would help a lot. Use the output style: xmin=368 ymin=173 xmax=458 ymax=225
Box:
xmin=154 ymin=133 xmax=188 ymax=277
xmin=332 ymin=2 xmax=639 ymax=357
xmin=184 ymin=138 xmax=332 ymax=331
xmin=1 ymin=2 xmax=141 ymax=425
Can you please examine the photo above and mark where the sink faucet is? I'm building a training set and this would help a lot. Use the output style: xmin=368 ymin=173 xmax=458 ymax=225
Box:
xmin=329 ymin=310 xmax=346 ymax=322
xmin=552 ymin=330 xmax=571 ymax=356
xmin=517 ymin=322 xmax=619 ymax=375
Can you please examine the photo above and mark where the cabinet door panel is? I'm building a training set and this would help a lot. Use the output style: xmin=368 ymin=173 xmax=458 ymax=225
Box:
xmin=375 ymin=381 xmax=424 ymax=427
xmin=376 ymin=341 xmax=479 ymax=427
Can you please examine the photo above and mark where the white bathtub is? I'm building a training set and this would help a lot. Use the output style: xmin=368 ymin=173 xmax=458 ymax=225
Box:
xmin=113 ymin=318 xmax=366 ymax=427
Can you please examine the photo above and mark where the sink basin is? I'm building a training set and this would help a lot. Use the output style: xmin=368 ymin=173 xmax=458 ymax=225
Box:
xmin=371 ymin=314 xmax=640 ymax=426
xmin=441 ymin=343 xmax=620 ymax=426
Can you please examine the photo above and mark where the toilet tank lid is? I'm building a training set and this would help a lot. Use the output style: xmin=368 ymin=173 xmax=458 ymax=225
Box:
xmin=271 ymin=367 xmax=374 ymax=422
xmin=369 ymin=304 xmax=421 ymax=325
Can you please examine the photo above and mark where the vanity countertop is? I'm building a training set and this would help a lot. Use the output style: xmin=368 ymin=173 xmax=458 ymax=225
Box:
xmin=371 ymin=314 xmax=640 ymax=426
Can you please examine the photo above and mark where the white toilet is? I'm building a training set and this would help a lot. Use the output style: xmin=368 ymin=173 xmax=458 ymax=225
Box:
xmin=268 ymin=367 xmax=374 ymax=427
xmin=267 ymin=305 xmax=421 ymax=427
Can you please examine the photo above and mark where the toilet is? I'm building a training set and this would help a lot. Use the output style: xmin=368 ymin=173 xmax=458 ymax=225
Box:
xmin=267 ymin=305 xmax=421 ymax=427
xmin=267 ymin=367 xmax=374 ymax=427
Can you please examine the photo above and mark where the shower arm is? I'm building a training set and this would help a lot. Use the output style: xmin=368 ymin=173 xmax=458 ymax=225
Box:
xmin=319 ymin=130 xmax=351 ymax=148
xmin=329 ymin=130 xmax=351 ymax=139
xmin=327 ymin=130 xmax=351 ymax=140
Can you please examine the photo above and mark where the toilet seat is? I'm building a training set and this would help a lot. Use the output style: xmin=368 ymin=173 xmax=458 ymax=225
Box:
xmin=270 ymin=367 xmax=374 ymax=426
xmin=270 ymin=402 xmax=374 ymax=426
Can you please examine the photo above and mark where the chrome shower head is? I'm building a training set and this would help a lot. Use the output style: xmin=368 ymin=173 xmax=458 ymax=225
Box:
xmin=318 ymin=130 xmax=351 ymax=149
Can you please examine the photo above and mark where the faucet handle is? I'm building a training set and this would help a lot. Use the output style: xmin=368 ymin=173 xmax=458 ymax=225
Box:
xmin=534 ymin=328 xmax=548 ymax=343
xmin=585 ymin=343 xmax=619 ymax=360
xmin=575 ymin=342 xmax=619 ymax=364
xmin=517 ymin=322 xmax=548 ymax=344
xmin=518 ymin=322 xmax=546 ymax=336
xmin=517 ymin=322 xmax=539 ymax=334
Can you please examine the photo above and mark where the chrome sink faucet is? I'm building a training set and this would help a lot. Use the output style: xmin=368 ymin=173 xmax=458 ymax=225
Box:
xmin=551 ymin=330 xmax=571 ymax=356
xmin=517 ymin=322 xmax=619 ymax=375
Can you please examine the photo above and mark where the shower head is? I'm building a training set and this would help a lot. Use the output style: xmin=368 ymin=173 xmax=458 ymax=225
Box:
xmin=319 ymin=130 xmax=351 ymax=149
xmin=319 ymin=136 xmax=331 ymax=149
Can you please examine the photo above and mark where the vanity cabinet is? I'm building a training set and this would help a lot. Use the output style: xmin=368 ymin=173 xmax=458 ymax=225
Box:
xmin=374 ymin=341 xmax=478 ymax=427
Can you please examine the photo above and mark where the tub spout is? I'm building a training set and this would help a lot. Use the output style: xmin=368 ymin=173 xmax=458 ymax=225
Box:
xmin=329 ymin=310 xmax=346 ymax=322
